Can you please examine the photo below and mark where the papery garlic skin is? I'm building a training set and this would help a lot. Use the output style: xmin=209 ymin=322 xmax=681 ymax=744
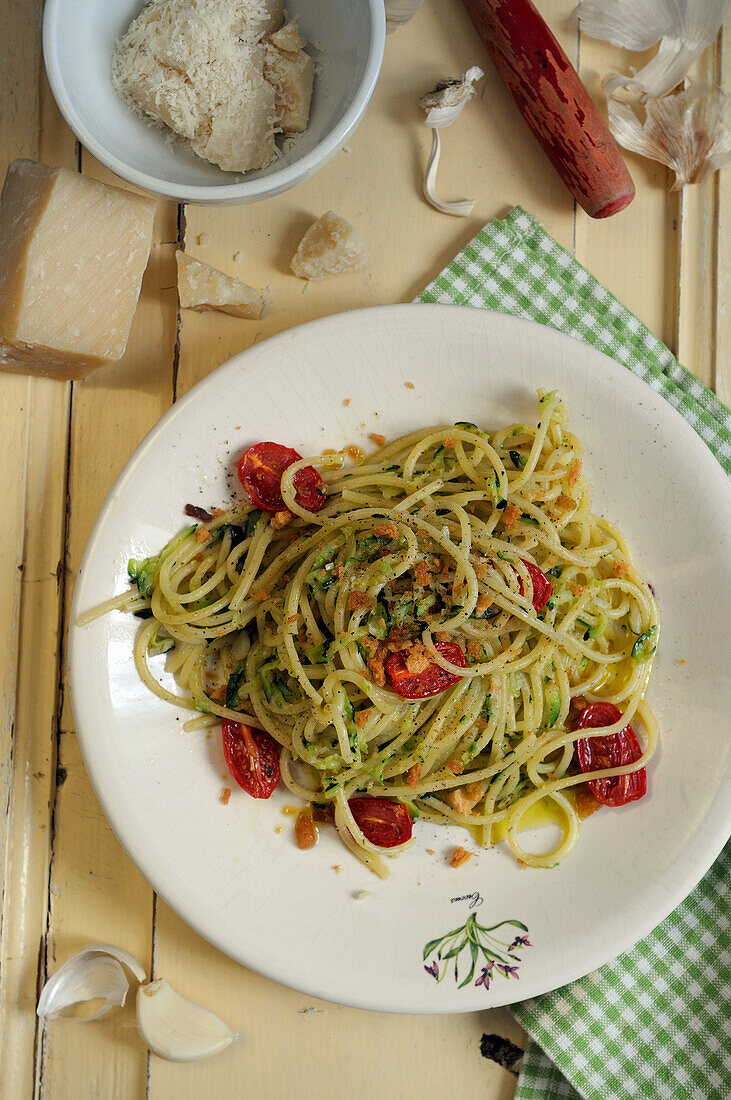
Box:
xmin=607 ymin=85 xmax=731 ymax=189
xmin=419 ymin=67 xmax=484 ymax=217
xmin=578 ymin=0 xmax=731 ymax=101
xmin=385 ymin=0 xmax=424 ymax=34
xmin=37 ymin=943 xmax=147 ymax=1021
xmin=137 ymin=979 xmax=238 ymax=1062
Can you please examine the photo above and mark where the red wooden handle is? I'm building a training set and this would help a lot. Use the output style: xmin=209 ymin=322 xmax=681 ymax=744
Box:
xmin=462 ymin=0 xmax=634 ymax=218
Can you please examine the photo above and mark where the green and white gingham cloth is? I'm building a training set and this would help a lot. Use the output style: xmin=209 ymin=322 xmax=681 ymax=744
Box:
xmin=417 ymin=207 xmax=731 ymax=1100
xmin=419 ymin=207 xmax=731 ymax=473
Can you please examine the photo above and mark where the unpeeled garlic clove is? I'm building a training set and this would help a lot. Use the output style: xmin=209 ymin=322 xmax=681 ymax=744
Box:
xmin=578 ymin=0 xmax=730 ymax=101
xmin=37 ymin=943 xmax=147 ymax=1021
xmin=137 ymin=978 xmax=238 ymax=1062
xmin=419 ymin=67 xmax=484 ymax=217
xmin=607 ymin=84 xmax=731 ymax=189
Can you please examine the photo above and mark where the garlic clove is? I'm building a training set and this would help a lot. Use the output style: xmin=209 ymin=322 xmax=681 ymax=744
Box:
xmin=418 ymin=67 xmax=484 ymax=218
xmin=385 ymin=0 xmax=424 ymax=34
xmin=607 ymin=84 xmax=731 ymax=189
xmin=420 ymin=66 xmax=484 ymax=129
xmin=578 ymin=0 xmax=730 ymax=101
xmin=137 ymin=978 xmax=238 ymax=1062
xmin=37 ymin=943 xmax=146 ymax=1021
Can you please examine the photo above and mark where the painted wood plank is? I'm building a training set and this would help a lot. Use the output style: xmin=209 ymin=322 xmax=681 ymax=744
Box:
xmin=39 ymin=149 xmax=180 ymax=1097
xmin=675 ymin=34 xmax=727 ymax=389
xmin=0 ymin=6 xmax=76 ymax=1095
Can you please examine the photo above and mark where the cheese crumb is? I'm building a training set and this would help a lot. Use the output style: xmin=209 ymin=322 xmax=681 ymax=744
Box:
xmin=176 ymin=251 xmax=266 ymax=319
xmin=290 ymin=212 xmax=367 ymax=280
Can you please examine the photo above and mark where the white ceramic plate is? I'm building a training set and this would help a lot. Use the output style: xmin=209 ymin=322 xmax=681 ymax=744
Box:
xmin=69 ymin=306 xmax=731 ymax=1013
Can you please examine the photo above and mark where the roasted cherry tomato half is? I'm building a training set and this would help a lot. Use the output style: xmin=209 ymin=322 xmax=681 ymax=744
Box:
xmin=348 ymin=797 xmax=413 ymax=848
xmin=516 ymin=560 xmax=553 ymax=612
xmin=575 ymin=701 xmax=646 ymax=807
xmin=385 ymin=640 xmax=466 ymax=699
xmin=222 ymin=719 xmax=281 ymax=798
xmin=237 ymin=441 xmax=326 ymax=514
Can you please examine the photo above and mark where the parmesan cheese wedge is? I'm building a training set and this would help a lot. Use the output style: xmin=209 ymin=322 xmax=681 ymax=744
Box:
xmin=0 ymin=160 xmax=155 ymax=380
xmin=176 ymin=252 xmax=267 ymax=319
xmin=290 ymin=212 xmax=368 ymax=281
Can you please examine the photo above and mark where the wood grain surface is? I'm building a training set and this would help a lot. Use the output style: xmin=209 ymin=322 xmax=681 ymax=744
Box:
xmin=1 ymin=2 xmax=727 ymax=1098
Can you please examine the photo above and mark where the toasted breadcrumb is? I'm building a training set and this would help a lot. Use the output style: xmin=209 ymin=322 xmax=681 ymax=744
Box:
xmin=373 ymin=521 xmax=400 ymax=539
xmin=571 ymin=584 xmax=586 ymax=597
xmin=413 ymin=560 xmax=433 ymax=587
xmin=212 ymin=507 xmax=225 ymax=516
xmin=348 ymin=591 xmax=371 ymax=610
xmin=405 ymin=381 xmax=415 ymax=389
xmin=252 ymin=586 xmax=270 ymax=601
xmin=196 ymin=527 xmax=211 ymax=543
xmin=355 ymin=708 xmax=372 ymax=728
xmin=502 ymin=503 xmax=521 ymax=529
xmin=406 ymin=763 xmax=422 ymax=788
xmin=405 ymin=641 xmax=432 ymax=674
xmin=369 ymin=433 xmax=386 ymax=448
xmin=450 ymin=846 xmax=473 ymax=868
xmin=614 ymin=561 xmax=629 ymax=577
xmin=294 ymin=809 xmax=318 ymax=850
xmin=343 ymin=398 xmax=351 ymax=406
xmin=447 ymin=759 xmax=464 ymax=775
xmin=221 ymin=787 xmax=231 ymax=805
xmin=271 ymin=508 xmax=294 ymax=529
xmin=568 ymin=459 xmax=582 ymax=486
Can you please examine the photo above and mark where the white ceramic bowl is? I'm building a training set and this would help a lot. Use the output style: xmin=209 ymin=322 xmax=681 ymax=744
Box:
xmin=43 ymin=0 xmax=385 ymax=205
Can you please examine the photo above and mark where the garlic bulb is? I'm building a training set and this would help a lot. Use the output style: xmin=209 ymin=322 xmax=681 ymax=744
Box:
xmin=578 ymin=0 xmax=731 ymax=101
xmin=137 ymin=978 xmax=238 ymax=1062
xmin=37 ymin=943 xmax=146 ymax=1021
xmin=385 ymin=0 xmax=424 ymax=34
xmin=419 ymin=67 xmax=484 ymax=217
xmin=607 ymin=85 xmax=731 ymax=188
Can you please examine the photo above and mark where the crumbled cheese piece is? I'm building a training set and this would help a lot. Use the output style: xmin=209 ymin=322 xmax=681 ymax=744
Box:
xmin=264 ymin=31 xmax=314 ymax=133
xmin=269 ymin=20 xmax=306 ymax=52
xmin=176 ymin=251 xmax=266 ymax=319
xmin=112 ymin=0 xmax=287 ymax=173
xmin=290 ymin=212 xmax=367 ymax=280
xmin=0 ymin=159 xmax=155 ymax=379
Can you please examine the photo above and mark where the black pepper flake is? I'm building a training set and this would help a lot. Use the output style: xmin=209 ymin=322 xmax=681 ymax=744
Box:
xmin=185 ymin=503 xmax=214 ymax=523
xmin=479 ymin=1033 xmax=523 ymax=1074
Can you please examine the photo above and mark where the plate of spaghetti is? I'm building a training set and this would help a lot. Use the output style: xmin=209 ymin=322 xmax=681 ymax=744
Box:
xmin=70 ymin=305 xmax=731 ymax=1011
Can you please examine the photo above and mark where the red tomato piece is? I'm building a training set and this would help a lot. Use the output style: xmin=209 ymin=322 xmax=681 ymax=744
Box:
xmin=222 ymin=719 xmax=281 ymax=798
xmin=237 ymin=441 xmax=326 ymax=514
xmin=348 ymin=797 xmax=413 ymax=848
xmin=385 ymin=640 xmax=466 ymax=699
xmin=575 ymin=701 xmax=647 ymax=807
xmin=516 ymin=560 xmax=553 ymax=611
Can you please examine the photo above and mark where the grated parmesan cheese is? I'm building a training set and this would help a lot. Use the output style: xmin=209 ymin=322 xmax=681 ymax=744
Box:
xmin=112 ymin=1 xmax=313 ymax=174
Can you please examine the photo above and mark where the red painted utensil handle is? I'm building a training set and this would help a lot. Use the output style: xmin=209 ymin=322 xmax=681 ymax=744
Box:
xmin=462 ymin=0 xmax=634 ymax=218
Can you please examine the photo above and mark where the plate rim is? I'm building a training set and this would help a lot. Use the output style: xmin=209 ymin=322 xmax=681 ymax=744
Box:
xmin=69 ymin=303 xmax=731 ymax=1013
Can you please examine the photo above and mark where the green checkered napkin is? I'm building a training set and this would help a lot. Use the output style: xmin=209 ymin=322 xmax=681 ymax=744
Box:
xmin=417 ymin=207 xmax=731 ymax=1100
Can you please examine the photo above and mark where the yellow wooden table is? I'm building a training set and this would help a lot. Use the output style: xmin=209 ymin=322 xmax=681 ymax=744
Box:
xmin=1 ymin=3 xmax=728 ymax=1097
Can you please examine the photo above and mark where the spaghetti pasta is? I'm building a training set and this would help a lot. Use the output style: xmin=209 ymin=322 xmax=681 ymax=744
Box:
xmin=87 ymin=392 xmax=659 ymax=877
